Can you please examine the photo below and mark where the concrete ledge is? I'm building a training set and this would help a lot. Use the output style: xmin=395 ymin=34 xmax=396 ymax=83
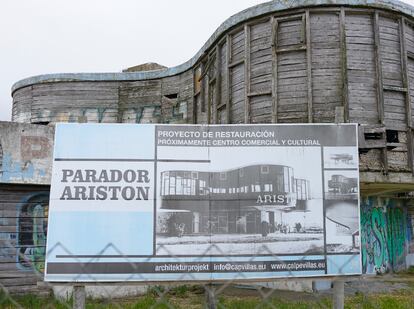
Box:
xmin=53 ymin=284 xmax=147 ymax=300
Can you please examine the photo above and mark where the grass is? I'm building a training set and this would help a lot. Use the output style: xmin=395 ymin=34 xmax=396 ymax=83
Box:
xmin=0 ymin=285 xmax=413 ymax=309
xmin=398 ymin=266 xmax=414 ymax=275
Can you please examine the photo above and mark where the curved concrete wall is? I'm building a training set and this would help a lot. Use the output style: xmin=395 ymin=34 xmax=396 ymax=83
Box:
xmin=11 ymin=0 xmax=414 ymax=186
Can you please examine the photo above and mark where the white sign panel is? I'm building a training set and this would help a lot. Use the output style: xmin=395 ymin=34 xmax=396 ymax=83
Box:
xmin=45 ymin=124 xmax=361 ymax=282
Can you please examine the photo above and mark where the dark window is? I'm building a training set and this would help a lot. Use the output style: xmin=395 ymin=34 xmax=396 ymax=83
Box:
xmin=386 ymin=130 xmax=399 ymax=143
xmin=261 ymin=165 xmax=269 ymax=174
xmin=164 ymin=93 xmax=178 ymax=99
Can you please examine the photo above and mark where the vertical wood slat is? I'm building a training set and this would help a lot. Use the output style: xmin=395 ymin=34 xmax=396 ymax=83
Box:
xmin=117 ymin=86 xmax=122 ymax=123
xmin=244 ymin=24 xmax=251 ymax=124
xmin=306 ymin=10 xmax=313 ymax=123
xmin=206 ymin=59 xmax=211 ymax=124
xmin=226 ymin=35 xmax=232 ymax=124
xmin=374 ymin=11 xmax=385 ymax=124
xmin=200 ymin=61 xmax=206 ymax=117
xmin=374 ymin=11 xmax=388 ymax=174
xmin=206 ymin=52 xmax=215 ymax=125
xmin=192 ymin=67 xmax=197 ymax=124
xmin=271 ymin=17 xmax=278 ymax=123
xmin=400 ymin=17 xmax=414 ymax=173
xmin=340 ymin=8 xmax=349 ymax=122
xmin=301 ymin=14 xmax=306 ymax=44
xmin=215 ymin=44 xmax=221 ymax=124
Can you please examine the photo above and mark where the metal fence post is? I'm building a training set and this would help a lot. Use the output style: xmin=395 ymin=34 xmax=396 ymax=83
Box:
xmin=205 ymin=283 xmax=217 ymax=309
xmin=332 ymin=280 xmax=344 ymax=309
xmin=73 ymin=285 xmax=86 ymax=309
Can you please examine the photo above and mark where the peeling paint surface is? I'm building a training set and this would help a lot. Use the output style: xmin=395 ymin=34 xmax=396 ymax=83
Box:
xmin=0 ymin=122 xmax=53 ymax=185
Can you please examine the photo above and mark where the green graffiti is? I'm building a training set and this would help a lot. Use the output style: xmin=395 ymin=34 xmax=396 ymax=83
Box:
xmin=133 ymin=106 xmax=161 ymax=123
xmin=386 ymin=207 xmax=406 ymax=267
xmin=371 ymin=208 xmax=387 ymax=270
xmin=18 ymin=193 xmax=49 ymax=273
xmin=32 ymin=204 xmax=46 ymax=272
xmin=360 ymin=198 xmax=407 ymax=274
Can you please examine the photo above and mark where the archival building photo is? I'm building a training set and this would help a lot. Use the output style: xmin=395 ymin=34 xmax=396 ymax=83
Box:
xmin=324 ymin=170 xmax=359 ymax=200
xmin=155 ymin=141 xmax=326 ymax=256
xmin=323 ymin=147 xmax=358 ymax=169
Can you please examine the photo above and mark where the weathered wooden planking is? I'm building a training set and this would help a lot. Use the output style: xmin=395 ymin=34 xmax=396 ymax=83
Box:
xmin=250 ymin=21 xmax=272 ymax=94
xmin=407 ymin=58 xmax=414 ymax=127
xmin=379 ymin=15 xmax=404 ymax=90
xmin=119 ymin=80 xmax=162 ymax=123
xmin=179 ymin=70 xmax=193 ymax=124
xmin=346 ymin=13 xmax=379 ymax=124
xmin=230 ymin=63 xmax=246 ymax=124
xmin=404 ymin=21 xmax=414 ymax=57
xmin=277 ymin=50 xmax=308 ymax=123
xmin=250 ymin=95 xmax=272 ymax=123
xmin=31 ymin=82 xmax=119 ymax=124
xmin=209 ymin=82 xmax=217 ymax=124
xmin=0 ymin=184 xmax=49 ymax=293
xmin=231 ymin=29 xmax=245 ymax=63
xmin=201 ymin=62 xmax=209 ymax=124
xmin=119 ymin=80 xmax=161 ymax=104
xmin=12 ymin=86 xmax=32 ymax=123
xmin=3 ymin=285 xmax=51 ymax=296
xmin=383 ymin=90 xmax=407 ymax=130
xmin=161 ymin=74 xmax=181 ymax=97
xmin=311 ymin=12 xmax=342 ymax=123
xmin=193 ymin=94 xmax=204 ymax=125
xmin=277 ymin=18 xmax=304 ymax=47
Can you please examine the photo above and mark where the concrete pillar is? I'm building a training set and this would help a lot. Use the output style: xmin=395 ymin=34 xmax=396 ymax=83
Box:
xmin=332 ymin=280 xmax=344 ymax=309
xmin=73 ymin=285 xmax=86 ymax=309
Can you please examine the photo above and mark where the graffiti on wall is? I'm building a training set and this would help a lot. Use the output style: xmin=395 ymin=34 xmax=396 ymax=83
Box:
xmin=409 ymin=207 xmax=414 ymax=254
xmin=360 ymin=197 xmax=408 ymax=274
xmin=0 ymin=122 xmax=54 ymax=184
xmin=0 ymin=135 xmax=50 ymax=184
xmin=0 ymin=154 xmax=37 ymax=183
xmin=34 ymin=108 xmax=118 ymax=123
xmin=17 ymin=192 xmax=49 ymax=273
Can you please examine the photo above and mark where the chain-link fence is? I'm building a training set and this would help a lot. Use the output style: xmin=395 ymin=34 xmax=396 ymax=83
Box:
xmin=1 ymin=239 xmax=413 ymax=309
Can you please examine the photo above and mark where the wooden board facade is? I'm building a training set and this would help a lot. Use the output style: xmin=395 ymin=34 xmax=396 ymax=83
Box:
xmin=0 ymin=184 xmax=50 ymax=295
xmin=11 ymin=4 xmax=414 ymax=186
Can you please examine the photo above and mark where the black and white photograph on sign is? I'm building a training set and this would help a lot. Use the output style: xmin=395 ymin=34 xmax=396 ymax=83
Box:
xmin=155 ymin=146 xmax=325 ymax=256
xmin=323 ymin=147 xmax=358 ymax=169
xmin=324 ymin=200 xmax=360 ymax=253
xmin=324 ymin=170 xmax=359 ymax=200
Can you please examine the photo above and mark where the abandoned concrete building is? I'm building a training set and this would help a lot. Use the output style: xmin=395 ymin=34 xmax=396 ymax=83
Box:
xmin=1 ymin=0 xmax=414 ymax=293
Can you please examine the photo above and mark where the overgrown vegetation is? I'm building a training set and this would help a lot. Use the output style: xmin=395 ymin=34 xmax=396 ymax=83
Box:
xmin=0 ymin=284 xmax=413 ymax=309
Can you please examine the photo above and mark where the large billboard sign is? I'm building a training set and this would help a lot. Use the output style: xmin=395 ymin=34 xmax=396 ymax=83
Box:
xmin=45 ymin=124 xmax=361 ymax=282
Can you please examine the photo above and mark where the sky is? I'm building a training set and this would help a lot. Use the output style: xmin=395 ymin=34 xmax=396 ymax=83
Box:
xmin=1 ymin=0 xmax=414 ymax=121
